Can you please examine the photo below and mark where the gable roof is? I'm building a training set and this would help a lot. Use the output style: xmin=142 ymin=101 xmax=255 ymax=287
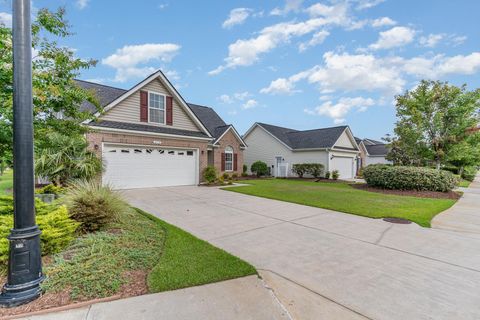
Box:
xmin=75 ymin=80 xmax=127 ymax=114
xmin=364 ymin=143 xmax=389 ymax=156
xmin=187 ymin=103 xmax=226 ymax=138
xmin=247 ymin=123 xmax=356 ymax=150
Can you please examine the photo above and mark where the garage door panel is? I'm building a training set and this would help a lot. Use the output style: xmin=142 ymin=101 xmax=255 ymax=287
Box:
xmin=331 ymin=157 xmax=354 ymax=179
xmin=102 ymin=145 xmax=197 ymax=189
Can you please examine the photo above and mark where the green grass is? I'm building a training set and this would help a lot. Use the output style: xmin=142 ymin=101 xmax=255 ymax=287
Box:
xmin=41 ymin=207 xmax=255 ymax=300
xmin=458 ymin=179 xmax=472 ymax=188
xmin=139 ymin=208 xmax=257 ymax=292
xmin=226 ymin=179 xmax=457 ymax=227
xmin=0 ymin=170 xmax=13 ymax=196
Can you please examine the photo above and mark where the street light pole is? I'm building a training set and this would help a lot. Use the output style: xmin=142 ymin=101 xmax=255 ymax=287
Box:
xmin=0 ymin=0 xmax=44 ymax=308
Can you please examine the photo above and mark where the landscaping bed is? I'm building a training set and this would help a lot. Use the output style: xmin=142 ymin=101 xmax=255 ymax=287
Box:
xmin=225 ymin=179 xmax=457 ymax=227
xmin=351 ymin=183 xmax=461 ymax=200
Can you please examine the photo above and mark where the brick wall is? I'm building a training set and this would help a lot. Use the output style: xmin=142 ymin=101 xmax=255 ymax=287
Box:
xmin=213 ymin=129 xmax=244 ymax=176
xmin=86 ymin=131 xmax=209 ymax=182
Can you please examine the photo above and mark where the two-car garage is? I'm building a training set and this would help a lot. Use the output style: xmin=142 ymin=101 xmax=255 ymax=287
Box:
xmin=102 ymin=144 xmax=198 ymax=189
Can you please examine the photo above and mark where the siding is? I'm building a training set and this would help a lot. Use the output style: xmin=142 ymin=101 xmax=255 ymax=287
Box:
xmin=244 ymin=126 xmax=328 ymax=177
xmin=101 ymin=78 xmax=201 ymax=132
xmin=334 ymin=130 xmax=356 ymax=148
xmin=365 ymin=156 xmax=392 ymax=166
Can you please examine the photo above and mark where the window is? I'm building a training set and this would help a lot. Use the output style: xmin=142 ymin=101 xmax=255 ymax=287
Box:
xmin=121 ymin=149 xmax=130 ymax=153
xmin=134 ymin=149 xmax=143 ymax=153
xmin=148 ymin=92 xmax=165 ymax=124
xmin=186 ymin=151 xmax=194 ymax=156
xmin=108 ymin=149 xmax=117 ymax=153
xmin=158 ymin=149 xmax=165 ymax=154
xmin=225 ymin=146 xmax=233 ymax=171
xmin=168 ymin=150 xmax=175 ymax=155
xmin=146 ymin=149 xmax=153 ymax=154
xmin=178 ymin=152 xmax=185 ymax=156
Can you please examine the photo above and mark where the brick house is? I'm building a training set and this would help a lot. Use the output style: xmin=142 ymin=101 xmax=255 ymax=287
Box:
xmin=78 ymin=70 xmax=246 ymax=189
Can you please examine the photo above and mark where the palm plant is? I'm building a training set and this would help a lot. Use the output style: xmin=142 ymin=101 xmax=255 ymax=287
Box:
xmin=35 ymin=133 xmax=102 ymax=186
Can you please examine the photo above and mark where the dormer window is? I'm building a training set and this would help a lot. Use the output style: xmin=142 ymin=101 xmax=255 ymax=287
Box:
xmin=149 ymin=92 xmax=166 ymax=124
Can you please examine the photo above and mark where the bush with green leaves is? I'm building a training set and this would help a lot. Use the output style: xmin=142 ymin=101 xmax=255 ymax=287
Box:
xmin=462 ymin=166 xmax=477 ymax=182
xmin=232 ymin=173 xmax=238 ymax=180
xmin=37 ymin=184 xmax=65 ymax=196
xmin=203 ymin=166 xmax=217 ymax=184
xmin=363 ymin=164 xmax=458 ymax=192
xmin=0 ymin=197 xmax=78 ymax=263
xmin=222 ymin=172 xmax=230 ymax=180
xmin=251 ymin=161 xmax=269 ymax=177
xmin=242 ymin=164 xmax=248 ymax=174
xmin=331 ymin=170 xmax=340 ymax=180
xmin=325 ymin=171 xmax=330 ymax=179
xmin=292 ymin=163 xmax=325 ymax=178
xmin=63 ymin=180 xmax=129 ymax=233
xmin=292 ymin=164 xmax=309 ymax=178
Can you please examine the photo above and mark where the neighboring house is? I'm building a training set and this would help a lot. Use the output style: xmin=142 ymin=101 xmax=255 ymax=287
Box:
xmin=76 ymin=70 xmax=246 ymax=189
xmin=243 ymin=123 xmax=360 ymax=179
xmin=356 ymin=138 xmax=391 ymax=171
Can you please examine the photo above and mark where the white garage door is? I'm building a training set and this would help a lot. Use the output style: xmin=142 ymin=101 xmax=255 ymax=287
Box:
xmin=332 ymin=157 xmax=354 ymax=179
xmin=102 ymin=145 xmax=197 ymax=189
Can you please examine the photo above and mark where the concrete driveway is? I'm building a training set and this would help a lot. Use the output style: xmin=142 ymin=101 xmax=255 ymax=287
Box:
xmin=124 ymin=185 xmax=480 ymax=320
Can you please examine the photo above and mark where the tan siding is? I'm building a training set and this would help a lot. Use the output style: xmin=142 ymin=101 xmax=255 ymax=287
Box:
xmin=101 ymin=78 xmax=201 ymax=132
xmin=334 ymin=130 xmax=356 ymax=148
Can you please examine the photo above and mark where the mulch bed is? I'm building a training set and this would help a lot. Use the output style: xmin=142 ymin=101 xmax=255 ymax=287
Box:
xmin=351 ymin=183 xmax=461 ymax=199
xmin=0 ymin=270 xmax=148 ymax=318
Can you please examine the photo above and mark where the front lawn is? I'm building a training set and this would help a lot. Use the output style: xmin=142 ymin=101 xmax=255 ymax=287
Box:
xmin=0 ymin=170 xmax=13 ymax=196
xmin=458 ymin=179 xmax=472 ymax=188
xmin=225 ymin=179 xmax=457 ymax=227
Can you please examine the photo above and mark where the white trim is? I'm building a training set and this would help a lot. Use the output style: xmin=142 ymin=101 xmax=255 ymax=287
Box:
xmin=332 ymin=127 xmax=360 ymax=151
xmin=89 ymin=125 xmax=213 ymax=141
xmin=213 ymin=125 xmax=247 ymax=147
xmin=224 ymin=146 xmax=234 ymax=172
xmin=330 ymin=147 xmax=360 ymax=154
xmin=88 ymin=70 xmax=212 ymax=138
xmin=147 ymin=90 xmax=166 ymax=125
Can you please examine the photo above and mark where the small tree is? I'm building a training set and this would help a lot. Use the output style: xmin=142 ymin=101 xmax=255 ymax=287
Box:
xmin=35 ymin=133 xmax=102 ymax=186
xmin=292 ymin=164 xmax=308 ymax=178
xmin=203 ymin=166 xmax=217 ymax=184
xmin=307 ymin=164 xmax=324 ymax=178
xmin=251 ymin=161 xmax=269 ymax=177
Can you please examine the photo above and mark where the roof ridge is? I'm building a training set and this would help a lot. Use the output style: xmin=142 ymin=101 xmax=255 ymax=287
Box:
xmin=74 ymin=79 xmax=127 ymax=91
xmin=258 ymin=122 xmax=298 ymax=132
xmin=286 ymin=125 xmax=348 ymax=134
xmin=187 ymin=103 xmax=212 ymax=109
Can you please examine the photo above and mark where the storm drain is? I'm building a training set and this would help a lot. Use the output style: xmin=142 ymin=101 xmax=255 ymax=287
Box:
xmin=383 ymin=217 xmax=412 ymax=224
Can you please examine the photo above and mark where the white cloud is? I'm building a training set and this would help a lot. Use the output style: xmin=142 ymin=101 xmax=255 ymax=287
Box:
xmin=355 ymin=0 xmax=385 ymax=10
xmin=158 ymin=3 xmax=168 ymax=10
xmin=218 ymin=91 xmax=250 ymax=104
xmin=242 ymin=99 xmax=258 ymax=109
xmin=299 ymin=30 xmax=330 ymax=52
xmin=234 ymin=91 xmax=250 ymax=100
xmin=222 ymin=8 xmax=252 ymax=29
xmin=76 ymin=0 xmax=89 ymax=10
xmin=369 ymin=26 xmax=415 ymax=50
xmin=0 ymin=12 xmax=12 ymax=27
xmin=419 ymin=33 xmax=444 ymax=48
xmin=102 ymin=43 xmax=181 ymax=82
xmin=219 ymin=94 xmax=234 ymax=104
xmin=304 ymin=97 xmax=375 ymax=123
xmin=270 ymin=0 xmax=303 ymax=16
xmin=451 ymin=35 xmax=467 ymax=46
xmin=260 ymin=78 xmax=298 ymax=95
xmin=210 ymin=2 xmax=359 ymax=75
xmin=371 ymin=17 xmax=397 ymax=28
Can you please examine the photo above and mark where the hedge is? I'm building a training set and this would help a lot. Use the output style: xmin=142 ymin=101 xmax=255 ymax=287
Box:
xmin=363 ymin=165 xmax=458 ymax=192
xmin=291 ymin=163 xmax=325 ymax=178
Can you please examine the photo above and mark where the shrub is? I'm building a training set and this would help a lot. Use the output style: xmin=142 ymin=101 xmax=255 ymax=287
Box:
xmin=292 ymin=164 xmax=309 ymax=178
xmin=308 ymin=164 xmax=324 ymax=178
xmin=203 ymin=166 xmax=217 ymax=184
xmin=251 ymin=161 xmax=269 ymax=177
xmin=242 ymin=164 xmax=248 ymax=174
xmin=462 ymin=167 xmax=477 ymax=182
xmin=363 ymin=165 xmax=458 ymax=192
xmin=37 ymin=184 xmax=65 ymax=196
xmin=241 ymin=172 xmax=248 ymax=177
xmin=325 ymin=171 xmax=330 ymax=179
xmin=0 ymin=197 xmax=78 ymax=263
xmin=222 ymin=172 xmax=230 ymax=180
xmin=331 ymin=170 xmax=340 ymax=180
xmin=232 ymin=173 xmax=238 ymax=180
xmin=63 ymin=180 xmax=129 ymax=233
xmin=218 ymin=176 xmax=225 ymax=184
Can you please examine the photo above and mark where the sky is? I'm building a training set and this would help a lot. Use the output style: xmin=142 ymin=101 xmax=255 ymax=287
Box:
xmin=1 ymin=0 xmax=479 ymax=139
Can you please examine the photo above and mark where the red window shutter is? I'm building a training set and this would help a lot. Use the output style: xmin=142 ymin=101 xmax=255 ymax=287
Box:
xmin=221 ymin=153 xmax=225 ymax=171
xmin=140 ymin=90 xmax=148 ymax=122
xmin=234 ymin=153 xmax=238 ymax=171
xmin=166 ymin=96 xmax=173 ymax=125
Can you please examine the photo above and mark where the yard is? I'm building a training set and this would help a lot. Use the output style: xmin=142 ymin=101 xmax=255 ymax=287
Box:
xmin=0 ymin=169 xmax=13 ymax=196
xmin=226 ymin=179 xmax=457 ymax=227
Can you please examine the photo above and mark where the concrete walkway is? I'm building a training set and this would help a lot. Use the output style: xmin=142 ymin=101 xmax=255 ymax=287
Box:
xmin=432 ymin=174 xmax=480 ymax=233
xmin=19 ymin=276 xmax=290 ymax=320
xmin=120 ymin=185 xmax=480 ymax=320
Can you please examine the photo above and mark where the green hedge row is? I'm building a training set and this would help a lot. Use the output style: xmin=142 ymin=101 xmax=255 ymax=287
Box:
xmin=363 ymin=165 xmax=458 ymax=192
xmin=291 ymin=163 xmax=325 ymax=178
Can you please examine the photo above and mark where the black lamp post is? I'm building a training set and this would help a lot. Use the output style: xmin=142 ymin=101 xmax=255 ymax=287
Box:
xmin=0 ymin=0 xmax=44 ymax=308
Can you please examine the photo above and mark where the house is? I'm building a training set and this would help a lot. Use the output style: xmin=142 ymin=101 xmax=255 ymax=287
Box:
xmin=243 ymin=123 xmax=360 ymax=179
xmin=76 ymin=70 xmax=246 ymax=189
xmin=356 ymin=138 xmax=391 ymax=170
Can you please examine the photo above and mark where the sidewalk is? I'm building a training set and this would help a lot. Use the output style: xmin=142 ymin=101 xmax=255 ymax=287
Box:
xmin=432 ymin=173 xmax=480 ymax=233
xmin=16 ymin=276 xmax=290 ymax=320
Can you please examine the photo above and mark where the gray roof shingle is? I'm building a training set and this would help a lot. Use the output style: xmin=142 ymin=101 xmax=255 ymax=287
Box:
xmin=257 ymin=123 xmax=353 ymax=150
xmin=365 ymin=143 xmax=389 ymax=156
xmin=89 ymin=120 xmax=209 ymax=138
xmin=187 ymin=103 xmax=227 ymax=139
xmin=74 ymin=80 xmax=127 ymax=113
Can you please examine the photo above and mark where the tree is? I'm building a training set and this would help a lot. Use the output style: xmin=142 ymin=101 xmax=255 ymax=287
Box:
xmin=446 ymin=132 xmax=480 ymax=176
xmin=34 ymin=133 xmax=102 ymax=186
xmin=392 ymin=80 xmax=480 ymax=169
xmin=0 ymin=8 xmax=100 ymax=157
